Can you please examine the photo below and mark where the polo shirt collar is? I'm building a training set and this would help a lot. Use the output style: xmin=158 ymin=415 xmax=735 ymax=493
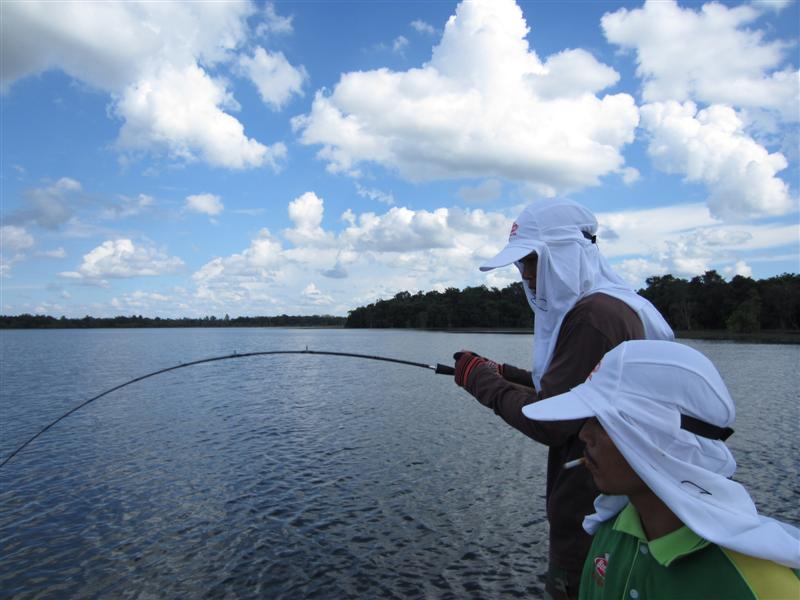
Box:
xmin=613 ymin=503 xmax=710 ymax=567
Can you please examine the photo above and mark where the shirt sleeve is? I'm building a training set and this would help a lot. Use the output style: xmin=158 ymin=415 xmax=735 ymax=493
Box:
xmin=465 ymin=312 xmax=616 ymax=447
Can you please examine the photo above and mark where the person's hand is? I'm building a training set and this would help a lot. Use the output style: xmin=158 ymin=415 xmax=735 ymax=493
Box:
xmin=453 ymin=350 xmax=502 ymax=388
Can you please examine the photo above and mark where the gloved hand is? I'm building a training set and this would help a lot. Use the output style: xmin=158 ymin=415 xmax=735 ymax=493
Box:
xmin=453 ymin=350 xmax=502 ymax=388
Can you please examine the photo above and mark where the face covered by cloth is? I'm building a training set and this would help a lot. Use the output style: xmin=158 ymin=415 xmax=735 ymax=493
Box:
xmin=480 ymin=199 xmax=673 ymax=389
xmin=522 ymin=340 xmax=800 ymax=569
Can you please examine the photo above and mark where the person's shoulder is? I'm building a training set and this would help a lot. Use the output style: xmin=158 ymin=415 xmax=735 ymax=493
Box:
xmin=573 ymin=292 xmax=635 ymax=313
xmin=567 ymin=293 xmax=639 ymax=328
xmin=720 ymin=548 xmax=800 ymax=599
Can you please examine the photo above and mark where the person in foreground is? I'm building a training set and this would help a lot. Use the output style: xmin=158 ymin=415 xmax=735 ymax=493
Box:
xmin=522 ymin=340 xmax=800 ymax=599
xmin=454 ymin=199 xmax=673 ymax=598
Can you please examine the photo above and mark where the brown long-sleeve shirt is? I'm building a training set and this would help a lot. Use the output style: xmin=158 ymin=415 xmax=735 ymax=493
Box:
xmin=462 ymin=292 xmax=645 ymax=574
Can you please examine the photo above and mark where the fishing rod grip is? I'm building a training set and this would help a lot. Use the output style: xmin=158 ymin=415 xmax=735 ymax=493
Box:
xmin=434 ymin=363 xmax=455 ymax=375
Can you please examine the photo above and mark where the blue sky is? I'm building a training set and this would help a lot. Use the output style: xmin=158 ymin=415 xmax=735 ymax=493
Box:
xmin=1 ymin=0 xmax=798 ymax=318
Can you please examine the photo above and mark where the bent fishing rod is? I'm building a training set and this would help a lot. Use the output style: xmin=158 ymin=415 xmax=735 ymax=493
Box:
xmin=0 ymin=348 xmax=456 ymax=470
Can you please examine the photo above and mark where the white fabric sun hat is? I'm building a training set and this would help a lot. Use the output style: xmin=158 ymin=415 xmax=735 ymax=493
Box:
xmin=479 ymin=200 xmax=598 ymax=272
xmin=480 ymin=200 xmax=673 ymax=389
xmin=522 ymin=340 xmax=800 ymax=569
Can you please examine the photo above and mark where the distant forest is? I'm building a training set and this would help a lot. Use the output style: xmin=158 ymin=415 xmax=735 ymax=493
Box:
xmin=2 ymin=271 xmax=797 ymax=333
xmin=344 ymin=271 xmax=799 ymax=333
xmin=0 ymin=314 xmax=345 ymax=329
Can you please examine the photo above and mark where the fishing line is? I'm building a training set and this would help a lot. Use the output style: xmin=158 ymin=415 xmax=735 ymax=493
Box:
xmin=0 ymin=349 xmax=455 ymax=470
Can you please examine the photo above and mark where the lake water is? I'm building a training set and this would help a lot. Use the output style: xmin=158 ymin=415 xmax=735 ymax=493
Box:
xmin=1 ymin=328 xmax=798 ymax=599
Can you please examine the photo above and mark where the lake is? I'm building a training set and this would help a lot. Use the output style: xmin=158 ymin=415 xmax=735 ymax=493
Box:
xmin=1 ymin=328 xmax=798 ymax=599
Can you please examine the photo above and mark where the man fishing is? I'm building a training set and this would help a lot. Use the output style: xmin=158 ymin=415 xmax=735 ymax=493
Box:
xmin=452 ymin=199 xmax=673 ymax=599
xmin=521 ymin=340 xmax=800 ymax=599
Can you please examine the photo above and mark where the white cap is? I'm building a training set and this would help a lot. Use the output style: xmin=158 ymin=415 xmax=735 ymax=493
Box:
xmin=480 ymin=199 xmax=598 ymax=272
xmin=523 ymin=340 xmax=800 ymax=569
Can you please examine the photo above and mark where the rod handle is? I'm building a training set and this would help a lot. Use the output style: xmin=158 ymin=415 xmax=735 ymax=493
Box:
xmin=434 ymin=363 xmax=455 ymax=375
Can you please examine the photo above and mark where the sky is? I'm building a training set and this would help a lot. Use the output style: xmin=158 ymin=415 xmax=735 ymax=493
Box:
xmin=1 ymin=0 xmax=798 ymax=318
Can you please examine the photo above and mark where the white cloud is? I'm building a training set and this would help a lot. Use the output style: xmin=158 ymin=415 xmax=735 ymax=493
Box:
xmin=723 ymin=260 xmax=753 ymax=278
xmin=60 ymin=239 xmax=184 ymax=283
xmin=458 ymin=179 xmax=502 ymax=203
xmin=189 ymin=198 xmax=512 ymax=313
xmin=256 ymin=2 xmax=294 ymax=37
xmin=293 ymin=0 xmax=638 ymax=195
xmin=302 ymin=282 xmax=334 ymax=305
xmin=393 ymin=36 xmax=409 ymax=55
xmin=192 ymin=229 xmax=285 ymax=307
xmin=0 ymin=225 xmax=34 ymax=278
xmin=238 ymin=46 xmax=307 ymax=110
xmin=115 ymin=64 xmax=285 ymax=170
xmin=535 ymin=49 xmax=620 ymax=99
xmin=10 ymin=178 xmax=82 ymax=230
xmin=619 ymin=167 xmax=640 ymax=185
xmin=594 ymin=202 xmax=799 ymax=285
xmin=355 ymin=183 xmax=395 ymax=205
xmin=186 ymin=193 xmax=224 ymax=216
xmin=640 ymin=101 xmax=793 ymax=219
xmin=284 ymin=191 xmax=335 ymax=246
xmin=1 ymin=225 xmax=35 ymax=252
xmin=1 ymin=1 xmax=253 ymax=92
xmin=2 ymin=1 xmax=292 ymax=170
xmin=602 ymin=0 xmax=799 ymax=120
xmin=110 ymin=290 xmax=172 ymax=311
xmin=411 ymin=19 xmax=437 ymax=36
xmin=169 ymin=195 xmax=800 ymax=314
xmin=102 ymin=193 xmax=154 ymax=219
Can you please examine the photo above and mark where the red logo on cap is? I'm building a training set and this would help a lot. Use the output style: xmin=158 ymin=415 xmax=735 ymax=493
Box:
xmin=586 ymin=360 xmax=602 ymax=381
xmin=509 ymin=222 xmax=518 ymax=240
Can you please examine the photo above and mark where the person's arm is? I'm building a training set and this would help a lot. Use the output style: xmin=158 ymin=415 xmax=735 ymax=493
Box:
xmin=459 ymin=317 xmax=616 ymax=446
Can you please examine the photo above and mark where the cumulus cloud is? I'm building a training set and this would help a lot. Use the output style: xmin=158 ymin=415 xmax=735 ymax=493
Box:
xmin=238 ymin=46 xmax=307 ymax=110
xmin=596 ymin=202 xmax=798 ymax=285
xmin=178 ymin=193 xmax=798 ymax=314
xmin=284 ymin=191 xmax=336 ymax=246
xmin=602 ymin=0 xmax=799 ymax=120
xmin=640 ymin=101 xmax=793 ymax=219
xmin=8 ymin=177 xmax=82 ymax=230
xmin=193 ymin=229 xmax=285 ymax=307
xmin=1 ymin=225 xmax=35 ymax=252
xmin=189 ymin=196 xmax=513 ymax=312
xmin=115 ymin=64 xmax=285 ymax=170
xmin=185 ymin=193 xmax=224 ymax=216
xmin=723 ymin=260 xmax=753 ymax=278
xmin=60 ymin=239 xmax=184 ymax=284
xmin=2 ymin=1 xmax=294 ymax=170
xmin=293 ymin=0 xmax=638 ymax=195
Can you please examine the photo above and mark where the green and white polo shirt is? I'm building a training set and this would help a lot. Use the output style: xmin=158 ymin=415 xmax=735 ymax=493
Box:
xmin=579 ymin=503 xmax=800 ymax=599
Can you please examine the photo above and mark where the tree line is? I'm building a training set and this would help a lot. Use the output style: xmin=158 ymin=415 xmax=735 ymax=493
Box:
xmin=345 ymin=271 xmax=799 ymax=333
xmin=0 ymin=314 xmax=346 ymax=329
xmin=3 ymin=271 xmax=796 ymax=333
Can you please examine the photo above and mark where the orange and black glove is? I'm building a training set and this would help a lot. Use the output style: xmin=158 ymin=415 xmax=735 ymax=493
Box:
xmin=453 ymin=350 xmax=503 ymax=388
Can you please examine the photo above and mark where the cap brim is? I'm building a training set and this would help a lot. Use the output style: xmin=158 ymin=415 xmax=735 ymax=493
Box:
xmin=479 ymin=242 xmax=534 ymax=272
xmin=521 ymin=386 xmax=599 ymax=421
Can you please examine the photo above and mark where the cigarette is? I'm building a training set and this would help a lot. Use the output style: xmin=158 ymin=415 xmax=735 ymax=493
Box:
xmin=563 ymin=457 xmax=586 ymax=470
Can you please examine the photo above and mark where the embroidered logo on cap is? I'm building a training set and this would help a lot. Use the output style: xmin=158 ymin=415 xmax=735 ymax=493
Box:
xmin=508 ymin=222 xmax=518 ymax=240
xmin=586 ymin=360 xmax=602 ymax=381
